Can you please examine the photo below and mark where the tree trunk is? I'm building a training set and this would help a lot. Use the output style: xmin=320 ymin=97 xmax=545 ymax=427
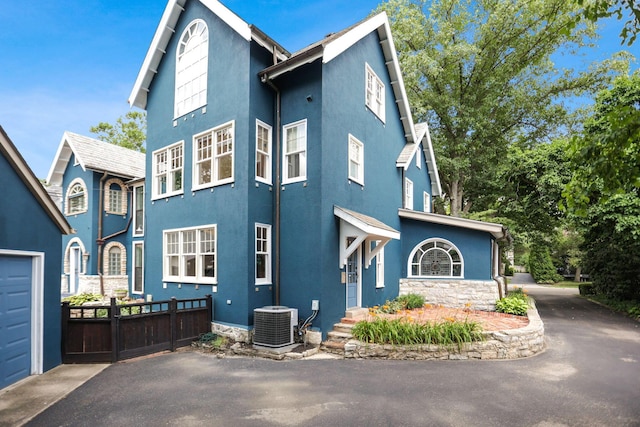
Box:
xmin=574 ymin=266 xmax=581 ymax=282
xmin=449 ymin=179 xmax=464 ymax=217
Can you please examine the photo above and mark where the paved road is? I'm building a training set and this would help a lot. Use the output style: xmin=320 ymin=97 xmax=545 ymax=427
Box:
xmin=28 ymin=284 xmax=640 ymax=427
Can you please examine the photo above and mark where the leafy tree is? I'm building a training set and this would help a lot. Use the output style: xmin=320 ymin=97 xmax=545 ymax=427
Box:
xmin=579 ymin=193 xmax=640 ymax=299
xmin=90 ymin=111 xmax=146 ymax=153
xmin=528 ymin=239 xmax=563 ymax=283
xmin=565 ymin=72 xmax=640 ymax=214
xmin=499 ymin=139 xmax=573 ymax=236
xmin=577 ymin=0 xmax=640 ymax=45
xmin=377 ymin=0 xmax=629 ymax=216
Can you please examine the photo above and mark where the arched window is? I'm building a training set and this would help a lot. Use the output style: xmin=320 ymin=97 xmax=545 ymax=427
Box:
xmin=104 ymin=242 xmax=126 ymax=276
xmin=104 ymin=178 xmax=127 ymax=215
xmin=66 ymin=178 xmax=87 ymax=215
xmin=175 ymin=19 xmax=208 ymax=118
xmin=408 ymin=238 xmax=463 ymax=278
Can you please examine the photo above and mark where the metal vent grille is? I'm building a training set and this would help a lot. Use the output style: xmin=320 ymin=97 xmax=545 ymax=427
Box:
xmin=253 ymin=306 xmax=297 ymax=347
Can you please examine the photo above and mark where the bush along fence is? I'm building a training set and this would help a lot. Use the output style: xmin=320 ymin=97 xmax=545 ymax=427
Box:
xmin=61 ymin=295 xmax=212 ymax=363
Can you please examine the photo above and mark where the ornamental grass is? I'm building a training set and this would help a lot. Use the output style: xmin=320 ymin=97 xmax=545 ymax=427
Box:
xmin=351 ymin=317 xmax=484 ymax=346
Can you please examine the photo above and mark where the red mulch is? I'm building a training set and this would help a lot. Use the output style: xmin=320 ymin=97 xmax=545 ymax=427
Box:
xmin=362 ymin=306 xmax=529 ymax=332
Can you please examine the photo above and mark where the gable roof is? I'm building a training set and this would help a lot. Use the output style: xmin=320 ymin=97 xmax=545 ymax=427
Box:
xmin=0 ymin=126 xmax=73 ymax=235
xmin=47 ymin=132 xmax=146 ymax=187
xmin=259 ymin=12 xmax=419 ymax=147
xmin=129 ymin=0 xmax=289 ymax=110
xmin=396 ymin=122 xmax=442 ymax=196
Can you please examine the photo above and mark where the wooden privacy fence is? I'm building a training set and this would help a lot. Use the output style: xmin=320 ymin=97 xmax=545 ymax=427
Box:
xmin=61 ymin=295 xmax=212 ymax=363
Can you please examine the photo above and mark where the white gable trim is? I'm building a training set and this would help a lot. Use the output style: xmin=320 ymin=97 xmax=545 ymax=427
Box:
xmin=335 ymin=206 xmax=400 ymax=268
xmin=129 ymin=0 xmax=259 ymax=110
xmin=323 ymin=13 xmax=387 ymax=64
xmin=399 ymin=208 xmax=508 ymax=240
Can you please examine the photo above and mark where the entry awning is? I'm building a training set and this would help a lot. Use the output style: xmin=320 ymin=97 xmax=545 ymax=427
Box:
xmin=334 ymin=206 xmax=400 ymax=268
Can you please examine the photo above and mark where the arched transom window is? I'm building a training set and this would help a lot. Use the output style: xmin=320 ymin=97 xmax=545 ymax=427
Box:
xmin=409 ymin=238 xmax=463 ymax=278
xmin=175 ymin=19 xmax=208 ymax=118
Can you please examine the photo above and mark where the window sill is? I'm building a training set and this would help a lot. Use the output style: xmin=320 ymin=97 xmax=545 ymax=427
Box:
xmin=163 ymin=277 xmax=218 ymax=285
xmin=151 ymin=191 xmax=184 ymax=201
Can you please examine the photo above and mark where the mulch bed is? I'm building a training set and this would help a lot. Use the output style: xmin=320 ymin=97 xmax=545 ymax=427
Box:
xmin=363 ymin=306 xmax=529 ymax=332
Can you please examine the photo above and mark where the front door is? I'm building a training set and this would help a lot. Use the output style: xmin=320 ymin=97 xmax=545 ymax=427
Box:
xmin=346 ymin=238 xmax=360 ymax=309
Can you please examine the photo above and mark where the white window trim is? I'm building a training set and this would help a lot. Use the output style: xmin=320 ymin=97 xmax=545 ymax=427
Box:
xmin=174 ymin=19 xmax=209 ymax=119
xmin=282 ymin=119 xmax=307 ymax=184
xmin=423 ymin=192 xmax=431 ymax=213
xmin=192 ymin=121 xmax=235 ymax=191
xmin=255 ymin=120 xmax=272 ymax=185
xmin=348 ymin=134 xmax=364 ymax=186
xmin=255 ymin=223 xmax=272 ymax=285
xmin=375 ymin=244 xmax=385 ymax=288
xmin=132 ymin=241 xmax=144 ymax=294
xmin=163 ymin=224 xmax=217 ymax=284
xmin=365 ymin=63 xmax=385 ymax=123
xmin=133 ymin=184 xmax=144 ymax=237
xmin=152 ymin=141 xmax=184 ymax=200
xmin=65 ymin=178 xmax=88 ymax=216
xmin=408 ymin=238 xmax=464 ymax=279
xmin=405 ymin=178 xmax=414 ymax=210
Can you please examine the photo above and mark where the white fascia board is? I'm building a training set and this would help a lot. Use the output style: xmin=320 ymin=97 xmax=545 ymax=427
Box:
xmin=201 ymin=0 xmax=252 ymax=41
xmin=398 ymin=208 xmax=506 ymax=240
xmin=334 ymin=206 xmax=400 ymax=240
xmin=323 ymin=13 xmax=388 ymax=64
xmin=129 ymin=0 xmax=253 ymax=109
xmin=421 ymin=123 xmax=442 ymax=196
xmin=46 ymin=132 xmax=83 ymax=187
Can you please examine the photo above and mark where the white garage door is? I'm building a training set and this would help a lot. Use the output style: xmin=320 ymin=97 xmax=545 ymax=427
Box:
xmin=0 ymin=255 xmax=32 ymax=389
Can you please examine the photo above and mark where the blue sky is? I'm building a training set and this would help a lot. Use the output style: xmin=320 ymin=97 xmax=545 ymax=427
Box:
xmin=0 ymin=0 xmax=635 ymax=178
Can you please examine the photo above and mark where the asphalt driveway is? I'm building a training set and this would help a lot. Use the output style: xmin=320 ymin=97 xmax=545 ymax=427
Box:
xmin=26 ymin=282 xmax=640 ymax=426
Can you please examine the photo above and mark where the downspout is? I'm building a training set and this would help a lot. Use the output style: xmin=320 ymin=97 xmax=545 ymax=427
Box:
xmin=493 ymin=238 xmax=504 ymax=299
xmin=97 ymin=172 xmax=108 ymax=295
xmin=262 ymin=46 xmax=282 ymax=306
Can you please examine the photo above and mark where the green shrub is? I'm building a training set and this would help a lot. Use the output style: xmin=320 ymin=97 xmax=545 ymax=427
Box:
xmin=579 ymin=283 xmax=595 ymax=296
xmin=395 ymin=293 xmax=426 ymax=310
xmin=351 ymin=318 xmax=483 ymax=346
xmin=495 ymin=290 xmax=529 ymax=316
xmin=62 ymin=293 xmax=103 ymax=306
xmin=528 ymin=243 xmax=562 ymax=283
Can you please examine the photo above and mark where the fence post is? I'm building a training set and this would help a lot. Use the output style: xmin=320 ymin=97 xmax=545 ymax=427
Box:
xmin=206 ymin=294 xmax=213 ymax=322
xmin=61 ymin=301 xmax=70 ymax=363
xmin=170 ymin=298 xmax=177 ymax=352
xmin=110 ymin=297 xmax=118 ymax=363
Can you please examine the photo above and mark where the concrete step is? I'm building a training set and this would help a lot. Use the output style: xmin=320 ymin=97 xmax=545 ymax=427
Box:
xmin=344 ymin=307 xmax=369 ymax=320
xmin=326 ymin=330 xmax=353 ymax=342
xmin=333 ymin=322 xmax=356 ymax=334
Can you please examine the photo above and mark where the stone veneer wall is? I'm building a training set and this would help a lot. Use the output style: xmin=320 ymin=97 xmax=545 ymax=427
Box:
xmin=343 ymin=299 xmax=545 ymax=360
xmin=400 ymin=278 xmax=501 ymax=311
xmin=212 ymin=322 xmax=251 ymax=344
xmin=61 ymin=274 xmax=129 ymax=296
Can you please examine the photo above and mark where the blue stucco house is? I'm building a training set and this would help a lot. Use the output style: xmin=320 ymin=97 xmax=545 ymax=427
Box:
xmin=46 ymin=132 xmax=145 ymax=299
xmin=0 ymin=126 xmax=73 ymax=390
xmin=128 ymin=0 xmax=508 ymax=343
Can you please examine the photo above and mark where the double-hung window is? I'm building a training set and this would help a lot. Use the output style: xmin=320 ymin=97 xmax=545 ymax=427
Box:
xmin=153 ymin=142 xmax=183 ymax=199
xmin=283 ymin=119 xmax=307 ymax=184
xmin=256 ymin=120 xmax=272 ymax=184
xmin=163 ymin=225 xmax=216 ymax=284
xmin=348 ymin=134 xmax=364 ymax=185
xmin=133 ymin=185 xmax=144 ymax=236
xmin=365 ymin=63 xmax=385 ymax=122
xmin=255 ymin=224 xmax=272 ymax=284
xmin=423 ymin=192 xmax=431 ymax=213
xmin=193 ymin=121 xmax=234 ymax=189
xmin=405 ymin=178 xmax=414 ymax=210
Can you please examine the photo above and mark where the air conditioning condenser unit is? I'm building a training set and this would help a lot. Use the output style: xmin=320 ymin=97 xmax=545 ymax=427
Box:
xmin=253 ymin=306 xmax=298 ymax=347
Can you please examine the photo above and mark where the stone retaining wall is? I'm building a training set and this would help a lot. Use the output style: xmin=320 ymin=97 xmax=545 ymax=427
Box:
xmin=343 ymin=299 xmax=544 ymax=360
xmin=400 ymin=278 xmax=501 ymax=311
